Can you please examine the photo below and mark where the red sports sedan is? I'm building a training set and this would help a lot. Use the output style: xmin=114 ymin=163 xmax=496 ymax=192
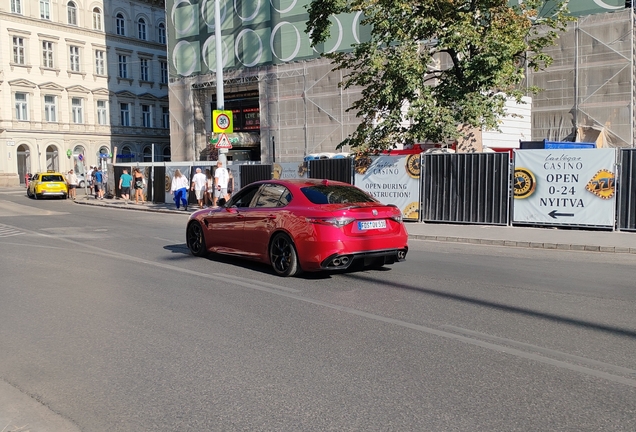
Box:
xmin=186 ymin=179 xmax=408 ymax=277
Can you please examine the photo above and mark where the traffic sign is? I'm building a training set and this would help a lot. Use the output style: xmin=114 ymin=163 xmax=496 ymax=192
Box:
xmin=215 ymin=133 xmax=232 ymax=149
xmin=213 ymin=110 xmax=233 ymax=133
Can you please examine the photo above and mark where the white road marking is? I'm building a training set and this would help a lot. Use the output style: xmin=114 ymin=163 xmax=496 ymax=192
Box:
xmin=4 ymin=221 xmax=635 ymax=388
xmin=0 ymin=200 xmax=69 ymax=217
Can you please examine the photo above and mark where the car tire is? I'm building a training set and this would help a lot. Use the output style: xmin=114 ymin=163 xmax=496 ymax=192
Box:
xmin=186 ymin=222 xmax=207 ymax=257
xmin=26 ymin=189 xmax=32 ymax=198
xmin=78 ymin=181 xmax=85 ymax=188
xmin=269 ymin=233 xmax=301 ymax=277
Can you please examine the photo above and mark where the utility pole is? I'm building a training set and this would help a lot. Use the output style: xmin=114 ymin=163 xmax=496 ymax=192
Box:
xmin=215 ymin=0 xmax=227 ymax=166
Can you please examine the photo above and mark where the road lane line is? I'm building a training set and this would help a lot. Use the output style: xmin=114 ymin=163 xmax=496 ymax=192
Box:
xmin=6 ymin=222 xmax=636 ymax=387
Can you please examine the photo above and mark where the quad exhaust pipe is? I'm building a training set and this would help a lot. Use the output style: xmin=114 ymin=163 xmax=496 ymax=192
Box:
xmin=330 ymin=256 xmax=351 ymax=267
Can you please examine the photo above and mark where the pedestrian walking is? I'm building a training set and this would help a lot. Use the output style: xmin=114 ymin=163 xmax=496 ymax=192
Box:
xmin=119 ymin=169 xmax=133 ymax=203
xmin=170 ymin=169 xmax=189 ymax=210
xmin=204 ymin=168 xmax=214 ymax=207
xmin=191 ymin=168 xmax=207 ymax=209
xmin=93 ymin=167 xmax=104 ymax=200
xmin=227 ymin=169 xmax=235 ymax=198
xmin=213 ymin=161 xmax=230 ymax=207
xmin=86 ymin=168 xmax=93 ymax=195
xmin=66 ymin=169 xmax=78 ymax=200
xmin=132 ymin=168 xmax=146 ymax=204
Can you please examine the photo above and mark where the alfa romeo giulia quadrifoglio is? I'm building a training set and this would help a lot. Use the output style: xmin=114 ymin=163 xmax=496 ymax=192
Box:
xmin=186 ymin=179 xmax=408 ymax=277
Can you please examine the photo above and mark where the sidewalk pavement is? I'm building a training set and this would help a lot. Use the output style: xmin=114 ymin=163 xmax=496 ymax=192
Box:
xmin=71 ymin=195 xmax=636 ymax=255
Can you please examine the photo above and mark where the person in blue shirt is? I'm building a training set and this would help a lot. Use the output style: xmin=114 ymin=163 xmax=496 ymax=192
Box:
xmin=118 ymin=169 xmax=133 ymax=203
xmin=93 ymin=167 xmax=104 ymax=200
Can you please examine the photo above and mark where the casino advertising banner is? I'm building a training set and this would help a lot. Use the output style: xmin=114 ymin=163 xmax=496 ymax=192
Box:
xmin=271 ymin=162 xmax=308 ymax=180
xmin=164 ymin=165 xmax=191 ymax=203
xmin=354 ymin=155 xmax=421 ymax=221
xmin=513 ymin=149 xmax=617 ymax=227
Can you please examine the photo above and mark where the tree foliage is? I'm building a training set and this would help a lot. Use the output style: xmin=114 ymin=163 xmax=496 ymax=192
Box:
xmin=306 ymin=0 xmax=573 ymax=152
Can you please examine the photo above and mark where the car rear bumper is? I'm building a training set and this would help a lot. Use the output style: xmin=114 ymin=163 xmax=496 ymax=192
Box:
xmin=319 ymin=247 xmax=408 ymax=270
xmin=39 ymin=191 xmax=66 ymax=196
xmin=295 ymin=226 xmax=409 ymax=271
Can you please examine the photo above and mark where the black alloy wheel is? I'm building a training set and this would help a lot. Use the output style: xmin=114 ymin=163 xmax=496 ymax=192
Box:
xmin=269 ymin=233 xmax=300 ymax=277
xmin=187 ymin=222 xmax=207 ymax=257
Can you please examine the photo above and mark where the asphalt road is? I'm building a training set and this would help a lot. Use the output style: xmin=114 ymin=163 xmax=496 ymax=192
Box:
xmin=1 ymin=191 xmax=635 ymax=431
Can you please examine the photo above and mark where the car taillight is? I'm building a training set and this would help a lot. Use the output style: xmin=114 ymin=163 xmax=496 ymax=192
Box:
xmin=306 ymin=217 xmax=355 ymax=228
xmin=391 ymin=214 xmax=403 ymax=223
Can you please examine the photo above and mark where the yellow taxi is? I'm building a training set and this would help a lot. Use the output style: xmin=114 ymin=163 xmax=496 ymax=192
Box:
xmin=27 ymin=170 xmax=68 ymax=199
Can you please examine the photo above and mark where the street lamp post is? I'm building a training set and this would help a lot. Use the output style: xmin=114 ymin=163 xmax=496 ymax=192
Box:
xmin=215 ymin=0 xmax=227 ymax=166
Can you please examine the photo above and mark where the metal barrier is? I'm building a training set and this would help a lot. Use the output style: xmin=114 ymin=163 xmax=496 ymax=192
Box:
xmin=618 ymin=149 xmax=636 ymax=231
xmin=308 ymin=158 xmax=353 ymax=183
xmin=239 ymin=164 xmax=272 ymax=186
xmin=421 ymin=153 xmax=510 ymax=225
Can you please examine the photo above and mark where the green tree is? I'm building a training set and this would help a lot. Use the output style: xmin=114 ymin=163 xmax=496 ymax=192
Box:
xmin=306 ymin=0 xmax=573 ymax=152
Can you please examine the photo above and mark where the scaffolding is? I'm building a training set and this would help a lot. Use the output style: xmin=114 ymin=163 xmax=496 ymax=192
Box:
xmin=531 ymin=9 xmax=634 ymax=147
xmin=169 ymin=57 xmax=364 ymax=163
xmin=168 ymin=9 xmax=636 ymax=163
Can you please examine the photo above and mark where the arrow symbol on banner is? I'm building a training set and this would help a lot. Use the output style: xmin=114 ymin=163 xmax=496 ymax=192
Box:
xmin=548 ymin=210 xmax=575 ymax=219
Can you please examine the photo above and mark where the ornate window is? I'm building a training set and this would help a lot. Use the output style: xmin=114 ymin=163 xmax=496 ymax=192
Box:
xmin=42 ymin=41 xmax=54 ymax=68
xmin=13 ymin=37 xmax=25 ymax=64
xmin=44 ymin=95 xmax=57 ymax=122
xmin=158 ymin=23 xmax=166 ymax=44
xmin=67 ymin=1 xmax=77 ymax=26
xmin=118 ymin=55 xmax=128 ymax=78
xmin=97 ymin=100 xmax=108 ymax=125
xmin=137 ymin=18 xmax=146 ymax=40
xmin=71 ymin=98 xmax=83 ymax=123
xmin=11 ymin=0 xmax=22 ymax=14
xmin=140 ymin=58 xmax=149 ymax=81
xmin=93 ymin=8 xmax=103 ymax=31
xmin=142 ymin=105 xmax=152 ymax=127
xmin=120 ymin=103 xmax=131 ymax=126
xmin=40 ymin=0 xmax=50 ymax=19
xmin=95 ymin=50 xmax=105 ymax=75
xmin=69 ymin=46 xmax=80 ymax=72
xmin=160 ymin=61 xmax=168 ymax=84
xmin=116 ymin=13 xmax=126 ymax=36
xmin=15 ymin=93 xmax=28 ymax=120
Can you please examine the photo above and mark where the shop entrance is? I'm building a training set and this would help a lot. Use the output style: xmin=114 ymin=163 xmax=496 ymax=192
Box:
xmin=17 ymin=145 xmax=31 ymax=185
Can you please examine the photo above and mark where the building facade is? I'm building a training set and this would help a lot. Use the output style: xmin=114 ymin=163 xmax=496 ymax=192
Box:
xmin=0 ymin=0 xmax=170 ymax=186
xmin=165 ymin=0 xmax=634 ymax=165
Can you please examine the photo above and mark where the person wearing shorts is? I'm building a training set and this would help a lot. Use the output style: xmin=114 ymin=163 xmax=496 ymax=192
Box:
xmin=93 ymin=167 xmax=104 ymax=200
xmin=119 ymin=169 xmax=133 ymax=203
xmin=213 ymin=161 xmax=229 ymax=207
xmin=67 ymin=169 xmax=78 ymax=200
xmin=132 ymin=168 xmax=145 ymax=204
xmin=190 ymin=167 xmax=207 ymax=209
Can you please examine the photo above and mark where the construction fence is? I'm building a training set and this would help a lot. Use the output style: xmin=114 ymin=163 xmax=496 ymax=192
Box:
xmin=111 ymin=148 xmax=636 ymax=232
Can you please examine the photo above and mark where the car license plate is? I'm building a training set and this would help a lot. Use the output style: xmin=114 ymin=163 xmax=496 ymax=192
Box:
xmin=358 ymin=220 xmax=386 ymax=230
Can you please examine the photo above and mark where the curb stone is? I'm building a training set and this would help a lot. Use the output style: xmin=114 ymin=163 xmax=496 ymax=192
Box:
xmin=408 ymin=234 xmax=636 ymax=255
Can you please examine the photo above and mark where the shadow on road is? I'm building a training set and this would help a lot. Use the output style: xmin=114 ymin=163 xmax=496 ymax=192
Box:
xmin=342 ymin=272 xmax=636 ymax=339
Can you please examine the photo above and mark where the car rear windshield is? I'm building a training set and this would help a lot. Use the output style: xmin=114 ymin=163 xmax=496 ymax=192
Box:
xmin=301 ymin=185 xmax=377 ymax=205
xmin=42 ymin=175 xmax=64 ymax=182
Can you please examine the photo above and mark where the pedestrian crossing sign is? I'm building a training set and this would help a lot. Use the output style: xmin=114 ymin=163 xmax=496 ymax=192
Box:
xmin=215 ymin=133 xmax=232 ymax=149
